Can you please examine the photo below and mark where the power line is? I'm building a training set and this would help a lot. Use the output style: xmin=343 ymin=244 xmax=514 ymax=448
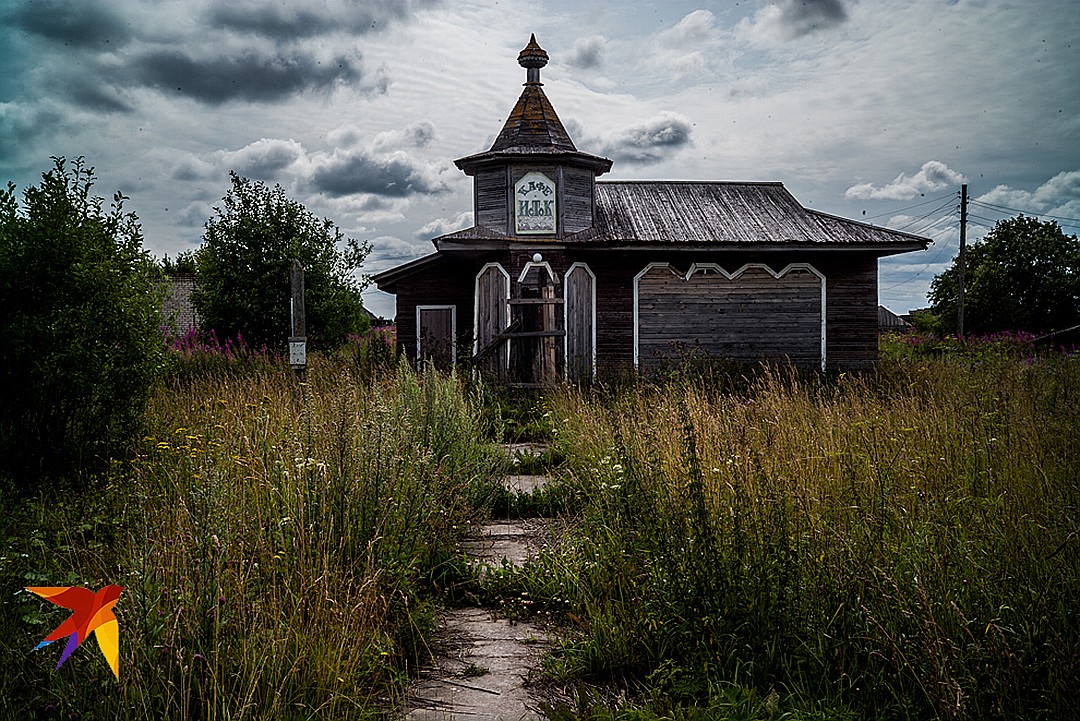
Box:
xmin=859 ymin=191 xmax=957 ymax=221
xmin=879 ymin=234 xmax=958 ymax=292
xmin=879 ymin=190 xmax=966 ymax=294
xmin=968 ymin=213 xmax=1006 ymax=225
xmin=905 ymin=212 xmax=958 ymax=238
xmin=888 ymin=198 xmax=958 ymax=232
xmin=969 ymin=199 xmax=1080 ymax=224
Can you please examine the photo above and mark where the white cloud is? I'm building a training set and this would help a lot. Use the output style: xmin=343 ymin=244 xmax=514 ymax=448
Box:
xmin=371 ymin=121 xmax=436 ymax=152
xmin=367 ymin=234 xmax=432 ymax=263
xmin=645 ymin=9 xmax=726 ymax=80
xmin=217 ymin=138 xmax=304 ymax=179
xmin=976 ymin=170 xmax=1080 ymax=225
xmin=846 ymin=161 xmax=967 ymax=201
xmin=657 ymin=10 xmax=718 ymax=48
xmin=415 ymin=212 xmax=473 ymax=239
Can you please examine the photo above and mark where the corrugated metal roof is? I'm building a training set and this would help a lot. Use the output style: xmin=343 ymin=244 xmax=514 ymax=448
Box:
xmin=434 ymin=180 xmax=929 ymax=248
xmin=590 ymin=181 xmax=928 ymax=246
xmin=370 ymin=252 xmax=443 ymax=291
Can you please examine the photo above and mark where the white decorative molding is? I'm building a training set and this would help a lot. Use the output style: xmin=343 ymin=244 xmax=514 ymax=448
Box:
xmin=632 ymin=261 xmax=827 ymax=371
xmin=517 ymin=260 xmax=557 ymax=285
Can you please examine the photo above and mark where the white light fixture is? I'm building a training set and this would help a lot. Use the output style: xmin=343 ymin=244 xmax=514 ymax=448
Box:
xmin=532 ymin=252 xmax=543 ymax=263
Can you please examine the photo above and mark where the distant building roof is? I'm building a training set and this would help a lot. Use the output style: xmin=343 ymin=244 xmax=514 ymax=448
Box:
xmin=435 ymin=180 xmax=930 ymax=251
xmin=878 ymin=305 xmax=912 ymax=329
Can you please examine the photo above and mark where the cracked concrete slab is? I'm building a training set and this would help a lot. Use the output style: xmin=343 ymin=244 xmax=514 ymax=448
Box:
xmin=405 ymin=608 xmax=552 ymax=720
xmin=460 ymin=519 xmax=556 ymax=569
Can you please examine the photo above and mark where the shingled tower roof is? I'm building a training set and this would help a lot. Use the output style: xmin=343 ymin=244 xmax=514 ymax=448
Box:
xmin=455 ymin=35 xmax=611 ymax=175
xmin=488 ymin=34 xmax=576 ymax=152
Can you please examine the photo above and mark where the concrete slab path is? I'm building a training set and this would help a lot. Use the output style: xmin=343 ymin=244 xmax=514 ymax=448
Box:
xmin=405 ymin=608 xmax=551 ymax=720
xmin=402 ymin=442 xmax=556 ymax=720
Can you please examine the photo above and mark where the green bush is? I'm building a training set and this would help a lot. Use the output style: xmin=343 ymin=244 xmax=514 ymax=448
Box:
xmin=0 ymin=157 xmax=162 ymax=486
xmin=192 ymin=173 xmax=371 ymax=352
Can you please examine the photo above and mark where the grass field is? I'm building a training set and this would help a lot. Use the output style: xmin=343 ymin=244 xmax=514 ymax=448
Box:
xmin=1 ymin=334 xmax=1077 ymax=719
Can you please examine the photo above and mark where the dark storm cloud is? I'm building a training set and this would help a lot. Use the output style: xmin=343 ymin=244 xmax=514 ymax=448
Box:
xmin=63 ymin=76 xmax=133 ymax=113
xmin=595 ymin=114 xmax=693 ymax=165
xmin=312 ymin=151 xmax=448 ymax=198
xmin=761 ymin=0 xmax=850 ymax=42
xmin=0 ymin=105 xmax=65 ymax=159
xmin=8 ymin=0 xmax=132 ymax=49
xmin=782 ymin=0 xmax=848 ymax=35
xmin=131 ymin=50 xmax=366 ymax=105
xmin=206 ymin=0 xmax=435 ymax=41
xmin=567 ymin=36 xmax=606 ymax=70
xmin=3 ymin=0 xmax=424 ymax=113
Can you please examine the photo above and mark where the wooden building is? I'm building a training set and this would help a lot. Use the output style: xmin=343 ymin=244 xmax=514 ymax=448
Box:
xmin=374 ymin=36 xmax=929 ymax=383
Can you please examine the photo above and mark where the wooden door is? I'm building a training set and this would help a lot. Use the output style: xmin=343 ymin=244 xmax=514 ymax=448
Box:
xmin=474 ymin=264 xmax=510 ymax=377
xmin=417 ymin=305 xmax=455 ymax=369
xmin=565 ymin=263 xmax=595 ymax=383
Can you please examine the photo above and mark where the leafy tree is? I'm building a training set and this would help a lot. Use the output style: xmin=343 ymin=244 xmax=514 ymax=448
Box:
xmin=192 ymin=173 xmax=370 ymax=351
xmin=0 ymin=157 xmax=162 ymax=484
xmin=158 ymin=249 xmax=199 ymax=275
xmin=929 ymin=215 xmax=1080 ymax=335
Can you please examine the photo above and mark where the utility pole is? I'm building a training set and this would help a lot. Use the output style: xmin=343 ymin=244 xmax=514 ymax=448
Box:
xmin=956 ymin=183 xmax=968 ymax=336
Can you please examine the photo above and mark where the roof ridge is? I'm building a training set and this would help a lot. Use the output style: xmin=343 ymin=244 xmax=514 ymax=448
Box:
xmin=597 ymin=179 xmax=785 ymax=186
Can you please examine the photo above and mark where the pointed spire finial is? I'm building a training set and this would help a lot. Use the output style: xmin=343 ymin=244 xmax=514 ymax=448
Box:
xmin=518 ymin=34 xmax=548 ymax=84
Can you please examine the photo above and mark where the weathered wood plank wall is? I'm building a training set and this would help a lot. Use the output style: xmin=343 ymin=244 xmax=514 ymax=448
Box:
xmin=393 ymin=249 xmax=879 ymax=373
xmin=475 ymin=169 xmax=508 ymax=231
xmin=636 ymin=264 xmax=821 ymax=369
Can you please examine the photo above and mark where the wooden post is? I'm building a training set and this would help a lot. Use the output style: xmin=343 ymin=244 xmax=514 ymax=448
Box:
xmin=289 ymin=260 xmax=307 ymax=381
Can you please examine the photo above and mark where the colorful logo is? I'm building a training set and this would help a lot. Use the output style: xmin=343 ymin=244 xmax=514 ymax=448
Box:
xmin=26 ymin=585 xmax=124 ymax=680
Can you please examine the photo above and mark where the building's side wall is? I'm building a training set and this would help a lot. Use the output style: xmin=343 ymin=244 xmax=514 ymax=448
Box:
xmin=391 ymin=249 xmax=880 ymax=373
xmin=564 ymin=249 xmax=880 ymax=373
xmin=394 ymin=256 xmax=476 ymax=364
xmin=475 ymin=169 xmax=508 ymax=231
xmin=817 ymin=253 xmax=879 ymax=370
xmin=157 ymin=273 xmax=200 ymax=335
xmin=636 ymin=263 xmax=823 ymax=369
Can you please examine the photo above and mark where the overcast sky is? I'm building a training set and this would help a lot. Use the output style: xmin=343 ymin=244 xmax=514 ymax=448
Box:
xmin=3 ymin=0 xmax=1078 ymax=319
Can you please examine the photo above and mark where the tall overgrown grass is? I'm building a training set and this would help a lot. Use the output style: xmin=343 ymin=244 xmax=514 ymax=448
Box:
xmin=2 ymin=357 xmax=502 ymax=719
xmin=4 ymin=336 xmax=1077 ymax=720
xmin=514 ymin=351 xmax=1079 ymax=719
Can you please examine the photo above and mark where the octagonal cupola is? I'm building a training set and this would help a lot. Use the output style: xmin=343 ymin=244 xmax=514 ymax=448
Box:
xmin=454 ymin=35 xmax=612 ymax=240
